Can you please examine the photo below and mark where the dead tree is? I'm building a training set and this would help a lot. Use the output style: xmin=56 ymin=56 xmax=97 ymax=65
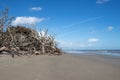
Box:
xmin=0 ymin=8 xmax=14 ymax=47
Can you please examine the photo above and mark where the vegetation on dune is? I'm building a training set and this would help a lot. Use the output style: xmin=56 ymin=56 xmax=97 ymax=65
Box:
xmin=0 ymin=8 xmax=62 ymax=57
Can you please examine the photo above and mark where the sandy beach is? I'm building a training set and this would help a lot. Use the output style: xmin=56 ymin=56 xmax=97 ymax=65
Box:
xmin=0 ymin=53 xmax=120 ymax=80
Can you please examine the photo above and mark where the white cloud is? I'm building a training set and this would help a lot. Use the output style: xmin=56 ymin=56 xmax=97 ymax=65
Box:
xmin=30 ymin=7 xmax=42 ymax=11
xmin=107 ymin=26 xmax=114 ymax=31
xmin=88 ymin=38 xmax=99 ymax=43
xmin=12 ymin=16 xmax=44 ymax=26
xmin=96 ymin=0 xmax=110 ymax=4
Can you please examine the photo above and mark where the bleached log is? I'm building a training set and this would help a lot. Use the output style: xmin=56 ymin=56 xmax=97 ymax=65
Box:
xmin=0 ymin=46 xmax=7 ymax=51
xmin=34 ymin=51 xmax=40 ymax=55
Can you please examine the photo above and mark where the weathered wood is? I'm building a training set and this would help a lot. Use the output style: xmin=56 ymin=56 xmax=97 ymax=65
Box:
xmin=0 ymin=25 xmax=62 ymax=56
xmin=0 ymin=46 xmax=7 ymax=51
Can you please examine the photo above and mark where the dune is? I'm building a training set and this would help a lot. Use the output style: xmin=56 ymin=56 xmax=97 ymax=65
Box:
xmin=0 ymin=53 xmax=120 ymax=80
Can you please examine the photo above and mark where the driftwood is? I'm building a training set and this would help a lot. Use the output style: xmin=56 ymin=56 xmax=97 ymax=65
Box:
xmin=0 ymin=26 xmax=62 ymax=57
xmin=0 ymin=46 xmax=7 ymax=52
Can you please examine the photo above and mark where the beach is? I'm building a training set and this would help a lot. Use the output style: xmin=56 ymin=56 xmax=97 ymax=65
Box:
xmin=0 ymin=53 xmax=120 ymax=80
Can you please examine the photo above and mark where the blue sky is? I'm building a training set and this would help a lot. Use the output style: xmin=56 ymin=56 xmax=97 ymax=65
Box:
xmin=0 ymin=0 xmax=120 ymax=50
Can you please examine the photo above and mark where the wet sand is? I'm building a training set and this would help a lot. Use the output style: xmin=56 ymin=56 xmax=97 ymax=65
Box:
xmin=0 ymin=53 xmax=120 ymax=80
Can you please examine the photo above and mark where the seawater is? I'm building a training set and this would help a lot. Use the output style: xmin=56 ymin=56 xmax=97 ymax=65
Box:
xmin=65 ymin=50 xmax=120 ymax=57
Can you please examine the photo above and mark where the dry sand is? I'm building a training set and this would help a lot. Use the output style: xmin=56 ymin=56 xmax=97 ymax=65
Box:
xmin=0 ymin=53 xmax=120 ymax=80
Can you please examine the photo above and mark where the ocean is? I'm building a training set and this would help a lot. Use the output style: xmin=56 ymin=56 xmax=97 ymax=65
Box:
xmin=65 ymin=50 xmax=120 ymax=57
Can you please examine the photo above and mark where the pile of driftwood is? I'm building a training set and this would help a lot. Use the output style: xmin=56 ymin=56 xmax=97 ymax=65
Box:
xmin=0 ymin=26 xmax=62 ymax=57
xmin=0 ymin=8 xmax=62 ymax=57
